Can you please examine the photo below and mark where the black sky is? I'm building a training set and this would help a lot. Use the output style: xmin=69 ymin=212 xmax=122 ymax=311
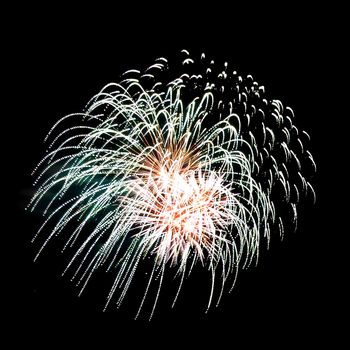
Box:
xmin=8 ymin=3 xmax=342 ymax=347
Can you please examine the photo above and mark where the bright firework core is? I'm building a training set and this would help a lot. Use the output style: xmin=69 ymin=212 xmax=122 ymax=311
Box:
xmin=135 ymin=165 xmax=235 ymax=265
xmin=29 ymin=50 xmax=316 ymax=319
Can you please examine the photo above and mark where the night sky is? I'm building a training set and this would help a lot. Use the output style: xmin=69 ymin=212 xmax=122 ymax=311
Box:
xmin=9 ymin=3 xmax=341 ymax=347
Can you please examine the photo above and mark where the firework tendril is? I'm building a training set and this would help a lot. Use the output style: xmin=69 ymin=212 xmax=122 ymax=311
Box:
xmin=29 ymin=50 xmax=316 ymax=319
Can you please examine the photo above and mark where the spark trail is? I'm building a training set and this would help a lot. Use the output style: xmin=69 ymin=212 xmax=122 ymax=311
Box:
xmin=29 ymin=50 xmax=316 ymax=319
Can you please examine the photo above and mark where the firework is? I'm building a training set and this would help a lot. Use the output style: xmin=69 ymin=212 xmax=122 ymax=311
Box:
xmin=29 ymin=50 xmax=316 ymax=318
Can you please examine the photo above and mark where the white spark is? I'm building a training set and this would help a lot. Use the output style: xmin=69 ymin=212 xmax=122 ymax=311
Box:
xmin=29 ymin=51 xmax=316 ymax=319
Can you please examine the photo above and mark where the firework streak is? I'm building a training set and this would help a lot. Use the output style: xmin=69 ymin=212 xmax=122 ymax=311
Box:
xmin=29 ymin=50 xmax=316 ymax=318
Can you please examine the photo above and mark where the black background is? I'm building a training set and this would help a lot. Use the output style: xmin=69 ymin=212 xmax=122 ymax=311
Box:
xmin=9 ymin=3 xmax=342 ymax=347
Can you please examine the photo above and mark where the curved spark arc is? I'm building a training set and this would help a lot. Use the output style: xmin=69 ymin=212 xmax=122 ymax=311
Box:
xmin=29 ymin=52 xmax=315 ymax=319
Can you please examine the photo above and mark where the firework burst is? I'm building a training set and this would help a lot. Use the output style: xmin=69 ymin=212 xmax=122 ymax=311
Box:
xmin=29 ymin=50 xmax=316 ymax=318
